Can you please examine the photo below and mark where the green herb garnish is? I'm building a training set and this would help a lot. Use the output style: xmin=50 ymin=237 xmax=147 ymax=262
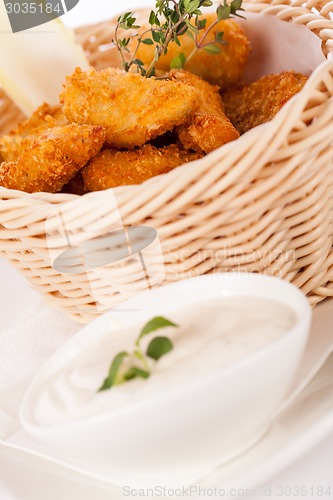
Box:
xmin=98 ymin=316 xmax=178 ymax=391
xmin=146 ymin=336 xmax=174 ymax=360
xmin=99 ymin=351 xmax=128 ymax=391
xmin=113 ymin=0 xmax=245 ymax=77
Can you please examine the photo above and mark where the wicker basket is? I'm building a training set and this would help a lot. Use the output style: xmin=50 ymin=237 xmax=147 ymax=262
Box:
xmin=1 ymin=0 xmax=333 ymax=323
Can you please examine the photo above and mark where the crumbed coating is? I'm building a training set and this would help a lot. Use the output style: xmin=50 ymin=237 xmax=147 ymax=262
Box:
xmin=82 ymin=144 xmax=203 ymax=191
xmin=0 ymin=124 xmax=105 ymax=193
xmin=0 ymin=103 xmax=67 ymax=162
xmin=169 ymin=69 xmax=239 ymax=153
xmin=133 ymin=15 xmax=250 ymax=90
xmin=223 ymin=71 xmax=308 ymax=135
xmin=8 ymin=103 xmax=67 ymax=137
xmin=60 ymin=67 xmax=201 ymax=149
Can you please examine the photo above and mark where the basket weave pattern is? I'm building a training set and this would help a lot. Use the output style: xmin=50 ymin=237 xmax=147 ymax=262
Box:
xmin=1 ymin=0 xmax=333 ymax=323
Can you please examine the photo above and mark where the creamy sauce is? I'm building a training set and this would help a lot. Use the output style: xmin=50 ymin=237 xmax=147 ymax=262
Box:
xmin=32 ymin=296 xmax=296 ymax=426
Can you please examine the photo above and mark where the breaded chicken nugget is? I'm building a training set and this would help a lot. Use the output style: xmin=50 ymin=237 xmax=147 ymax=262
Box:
xmin=60 ymin=67 xmax=200 ymax=149
xmin=132 ymin=14 xmax=250 ymax=90
xmin=169 ymin=70 xmax=239 ymax=153
xmin=9 ymin=102 xmax=67 ymax=137
xmin=223 ymin=71 xmax=308 ymax=135
xmin=0 ymin=124 xmax=105 ymax=193
xmin=82 ymin=144 xmax=203 ymax=191
xmin=0 ymin=103 xmax=68 ymax=162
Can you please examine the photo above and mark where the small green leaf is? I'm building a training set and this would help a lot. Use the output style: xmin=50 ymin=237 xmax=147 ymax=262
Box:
xmin=137 ymin=316 xmax=178 ymax=344
xmin=182 ymin=0 xmax=192 ymax=11
xmin=170 ymin=52 xmax=186 ymax=68
xmin=201 ymin=0 xmax=213 ymax=6
xmin=149 ymin=10 xmax=160 ymax=26
xmin=147 ymin=336 xmax=174 ymax=360
xmin=171 ymin=10 xmax=180 ymax=23
xmin=152 ymin=30 xmax=162 ymax=43
xmin=142 ymin=38 xmax=154 ymax=45
xmin=231 ymin=0 xmax=243 ymax=11
xmin=186 ymin=21 xmax=200 ymax=34
xmin=124 ymin=366 xmax=151 ymax=381
xmin=98 ymin=351 xmax=128 ymax=391
xmin=204 ymin=43 xmax=221 ymax=54
xmin=117 ymin=12 xmax=133 ymax=23
xmin=215 ymin=30 xmax=224 ymax=42
xmin=119 ymin=38 xmax=130 ymax=48
xmin=118 ymin=12 xmax=139 ymax=30
xmin=196 ymin=18 xmax=207 ymax=30
xmin=149 ymin=10 xmax=155 ymax=24
xmin=133 ymin=59 xmax=144 ymax=66
xmin=217 ymin=4 xmax=231 ymax=20
xmin=173 ymin=33 xmax=181 ymax=46
xmin=187 ymin=0 xmax=200 ymax=14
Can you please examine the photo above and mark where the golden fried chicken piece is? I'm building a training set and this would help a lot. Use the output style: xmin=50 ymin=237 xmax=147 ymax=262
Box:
xmin=60 ymin=67 xmax=200 ymax=149
xmin=169 ymin=70 xmax=239 ymax=153
xmin=10 ymin=102 xmax=66 ymax=136
xmin=0 ymin=103 xmax=67 ymax=162
xmin=223 ymin=71 xmax=308 ymax=135
xmin=132 ymin=14 xmax=250 ymax=90
xmin=0 ymin=124 xmax=105 ymax=193
xmin=82 ymin=144 xmax=203 ymax=191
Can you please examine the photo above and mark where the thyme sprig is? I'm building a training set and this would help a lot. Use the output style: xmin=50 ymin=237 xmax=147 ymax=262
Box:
xmin=98 ymin=316 xmax=178 ymax=391
xmin=113 ymin=0 xmax=245 ymax=77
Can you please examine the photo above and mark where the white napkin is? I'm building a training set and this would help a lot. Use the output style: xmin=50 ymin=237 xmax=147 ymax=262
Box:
xmin=0 ymin=307 xmax=80 ymax=439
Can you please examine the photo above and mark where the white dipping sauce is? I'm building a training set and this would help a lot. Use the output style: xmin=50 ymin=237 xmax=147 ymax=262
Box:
xmin=32 ymin=296 xmax=296 ymax=426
